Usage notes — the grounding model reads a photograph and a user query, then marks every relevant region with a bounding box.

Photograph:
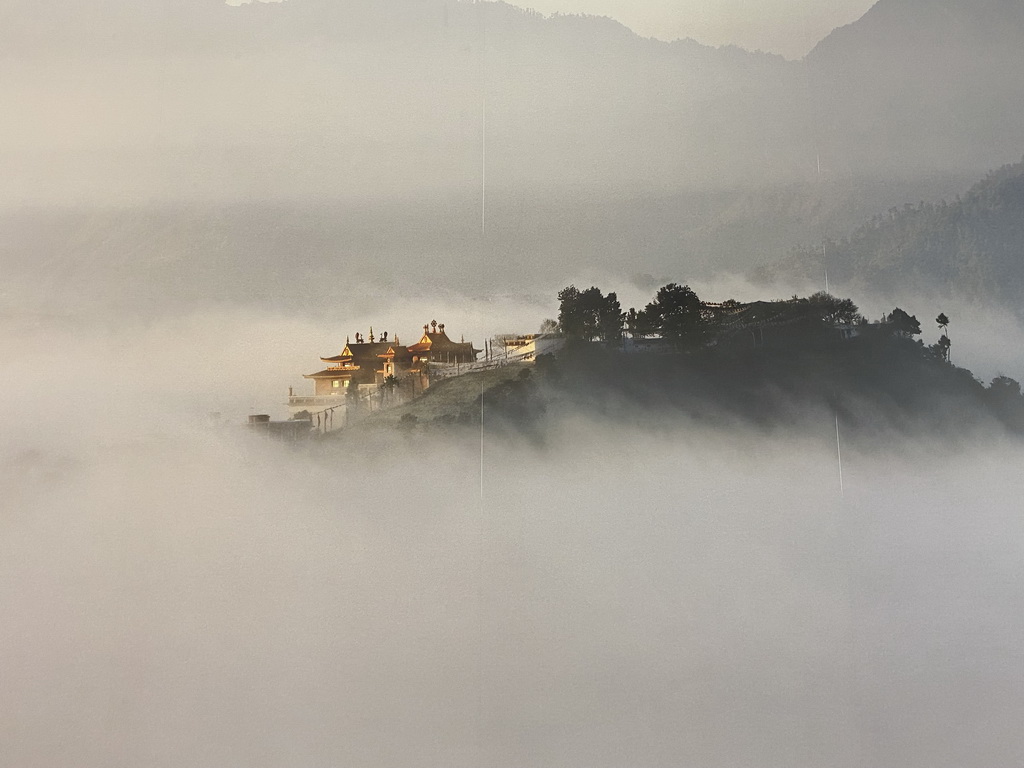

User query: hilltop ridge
[325,328,1024,450]
[316,286,1024,447]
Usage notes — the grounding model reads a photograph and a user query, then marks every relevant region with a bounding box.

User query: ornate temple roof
[304,320,479,383]
[303,368,357,380]
[322,342,413,363]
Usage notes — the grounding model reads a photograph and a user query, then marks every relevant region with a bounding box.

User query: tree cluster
[885,307,922,337]
[558,282,707,349]
[556,286,623,343]
[557,283,875,351]
[806,292,863,325]
[636,283,706,350]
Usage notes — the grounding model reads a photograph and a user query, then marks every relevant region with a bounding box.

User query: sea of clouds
[3,296,1024,767]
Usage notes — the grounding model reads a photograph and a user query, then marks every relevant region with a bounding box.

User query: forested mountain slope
[761,160,1024,308]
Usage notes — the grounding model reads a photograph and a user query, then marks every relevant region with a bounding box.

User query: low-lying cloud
[3,304,1024,767]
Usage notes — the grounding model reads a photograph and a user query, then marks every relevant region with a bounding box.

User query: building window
[343,380,350,388]
[332,380,340,388]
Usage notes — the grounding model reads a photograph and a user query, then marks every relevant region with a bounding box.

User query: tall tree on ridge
[936,313,951,362]
[645,283,704,350]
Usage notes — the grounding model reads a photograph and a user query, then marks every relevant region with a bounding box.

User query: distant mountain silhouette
[805,0,1024,177]
[2,0,1022,318]
[2,0,1015,202]
[4,0,1021,205]
[0,0,809,201]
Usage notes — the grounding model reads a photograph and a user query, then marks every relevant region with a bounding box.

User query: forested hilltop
[340,285,1024,447]
[358,324,1024,449]
[759,159,1024,310]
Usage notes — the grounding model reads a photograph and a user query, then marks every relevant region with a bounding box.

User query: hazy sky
[226,0,878,59]
[505,0,877,58]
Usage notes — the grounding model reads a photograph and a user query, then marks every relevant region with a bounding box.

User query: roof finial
[439,323,445,333]
[395,334,399,344]
[424,324,429,334]
[369,326,375,343]
[346,335,350,344]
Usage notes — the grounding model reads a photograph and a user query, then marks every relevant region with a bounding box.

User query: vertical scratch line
[475,39,488,767]
[480,382,485,502]
[836,413,845,496]
[480,95,486,504]
[482,97,487,238]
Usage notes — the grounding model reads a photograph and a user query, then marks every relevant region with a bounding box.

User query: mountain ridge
[2,0,1020,205]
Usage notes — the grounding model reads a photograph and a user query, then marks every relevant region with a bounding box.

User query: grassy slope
[326,364,530,437]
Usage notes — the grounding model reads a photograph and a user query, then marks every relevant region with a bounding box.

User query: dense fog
[4,303,1024,767]
[4,0,1024,764]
